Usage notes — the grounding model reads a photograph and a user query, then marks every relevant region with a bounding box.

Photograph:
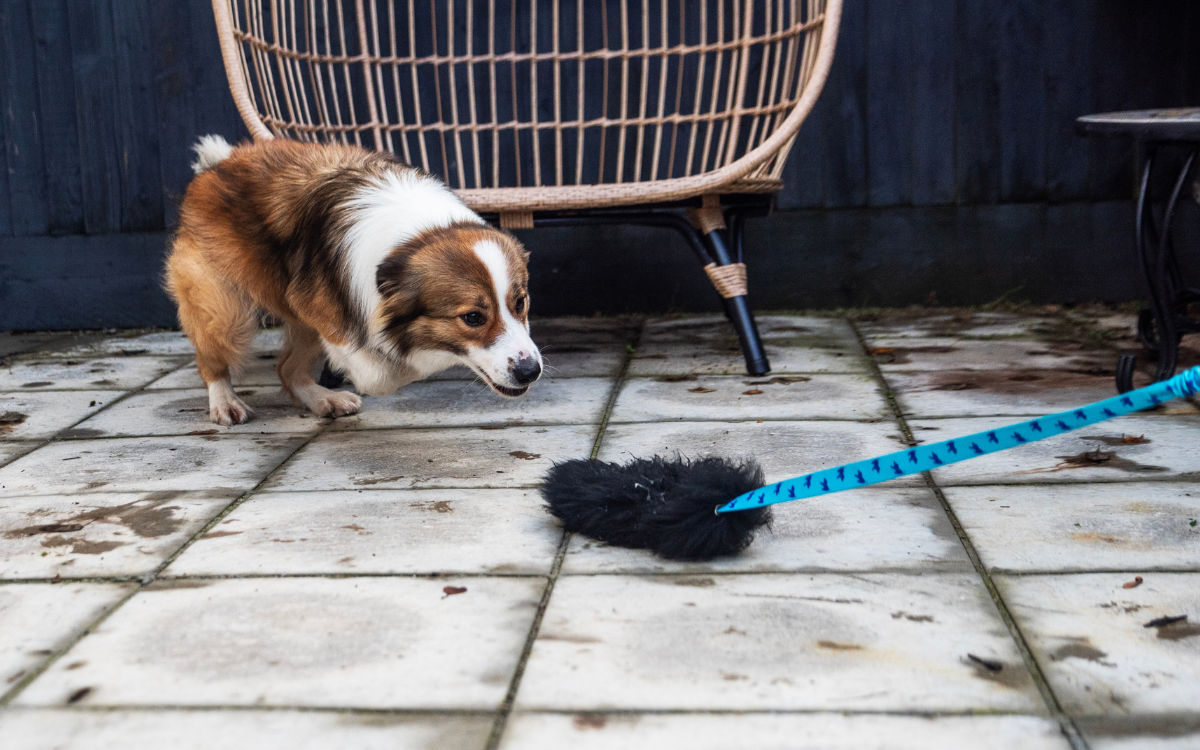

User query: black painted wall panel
[0,0,1197,329]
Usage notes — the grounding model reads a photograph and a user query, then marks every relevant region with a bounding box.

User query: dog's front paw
[210,398,254,426]
[315,391,362,419]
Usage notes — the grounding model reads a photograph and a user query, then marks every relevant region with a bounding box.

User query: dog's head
[375,223,541,396]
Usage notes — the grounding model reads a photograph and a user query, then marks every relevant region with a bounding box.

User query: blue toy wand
[718,366,1200,514]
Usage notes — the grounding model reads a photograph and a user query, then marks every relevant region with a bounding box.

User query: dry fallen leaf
[870,348,895,355]
[442,586,467,598]
[1121,434,1150,445]
[689,387,716,394]
[743,389,764,395]
[1122,576,1144,589]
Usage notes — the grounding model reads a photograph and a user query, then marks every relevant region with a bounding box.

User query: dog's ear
[376,248,423,329]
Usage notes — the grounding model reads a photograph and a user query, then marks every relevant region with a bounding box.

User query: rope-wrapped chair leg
[688,195,770,376]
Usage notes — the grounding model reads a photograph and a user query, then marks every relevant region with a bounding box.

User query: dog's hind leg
[278,321,362,418]
[165,239,257,426]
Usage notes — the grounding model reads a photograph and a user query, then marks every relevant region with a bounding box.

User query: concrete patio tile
[167,488,560,576]
[70,388,322,437]
[516,573,1040,712]
[630,341,868,377]
[596,420,922,487]
[997,573,1200,716]
[889,370,1126,419]
[500,713,1070,750]
[857,312,1051,341]
[643,315,858,343]
[1082,718,1200,750]
[0,357,185,392]
[0,582,133,690]
[0,709,493,750]
[0,491,238,579]
[54,330,196,358]
[868,338,1115,374]
[0,331,74,359]
[611,374,887,423]
[426,344,628,381]
[560,487,967,574]
[0,442,37,468]
[330,378,610,431]
[947,484,1200,574]
[264,425,596,491]
[0,435,306,496]
[146,355,284,389]
[906,415,1200,486]
[16,577,542,709]
[0,391,115,441]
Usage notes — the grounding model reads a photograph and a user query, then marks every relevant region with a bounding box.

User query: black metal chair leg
[318,360,345,389]
[1150,149,1195,382]
[699,227,771,376]
[1115,353,1138,394]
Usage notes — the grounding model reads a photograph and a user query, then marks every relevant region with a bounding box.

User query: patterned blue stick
[717,366,1200,514]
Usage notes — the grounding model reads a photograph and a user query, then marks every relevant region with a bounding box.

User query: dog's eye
[461,312,486,327]
[514,296,526,314]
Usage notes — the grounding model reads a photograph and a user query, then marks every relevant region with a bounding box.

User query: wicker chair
[211,0,842,375]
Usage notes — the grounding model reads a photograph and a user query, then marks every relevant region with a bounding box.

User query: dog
[165,135,541,426]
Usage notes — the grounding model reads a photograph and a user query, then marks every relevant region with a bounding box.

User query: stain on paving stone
[2,491,188,553]
[410,500,454,513]
[869,346,958,364]
[1034,450,1169,474]
[1082,434,1153,447]
[0,411,28,434]
[573,713,608,730]
[146,579,213,590]
[61,428,107,439]
[1050,637,1114,665]
[921,369,1108,394]
[509,451,541,460]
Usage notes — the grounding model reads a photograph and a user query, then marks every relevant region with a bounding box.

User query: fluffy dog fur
[166,136,541,425]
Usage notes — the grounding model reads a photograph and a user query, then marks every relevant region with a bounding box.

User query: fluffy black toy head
[540,455,770,561]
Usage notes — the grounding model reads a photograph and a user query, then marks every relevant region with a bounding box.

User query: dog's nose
[512,355,541,385]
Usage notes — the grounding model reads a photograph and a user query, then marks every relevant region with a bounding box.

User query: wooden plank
[953,0,1000,204]
[111,0,164,231]
[67,0,122,234]
[910,0,955,206]
[820,0,867,208]
[0,0,50,235]
[150,1,198,228]
[0,231,176,330]
[1043,0,1092,202]
[997,0,1045,202]
[865,0,912,207]
[29,0,85,235]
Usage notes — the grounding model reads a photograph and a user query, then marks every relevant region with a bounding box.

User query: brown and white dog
[165,135,541,426]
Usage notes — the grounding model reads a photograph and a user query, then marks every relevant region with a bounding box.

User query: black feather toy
[540,455,771,561]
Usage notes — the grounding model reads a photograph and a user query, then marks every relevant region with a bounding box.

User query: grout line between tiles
[851,320,1092,750]
[484,322,643,750]
[0,421,327,708]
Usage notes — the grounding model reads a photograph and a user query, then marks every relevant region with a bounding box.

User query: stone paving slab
[167,489,559,577]
[517,573,1040,712]
[500,713,1071,750]
[0,583,133,691]
[630,341,869,377]
[0,491,240,579]
[611,374,887,423]
[597,420,922,487]
[561,487,967,575]
[867,338,1115,374]
[907,415,1200,486]
[997,573,1200,716]
[0,391,115,442]
[643,314,859,343]
[145,356,285,390]
[0,709,493,750]
[330,378,610,430]
[0,435,306,496]
[889,370,1153,419]
[49,329,282,360]
[263,425,596,491]
[947,484,1200,573]
[0,357,185,392]
[857,312,1051,340]
[0,442,34,468]
[16,577,543,709]
[71,388,322,437]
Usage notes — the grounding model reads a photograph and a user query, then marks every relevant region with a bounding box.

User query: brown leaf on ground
[442,586,467,598]
[1122,576,1144,589]
[689,386,716,393]
[1122,434,1150,445]
[967,654,1003,672]
[743,389,763,395]
[509,451,541,460]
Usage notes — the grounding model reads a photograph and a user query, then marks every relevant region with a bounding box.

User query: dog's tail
[190,135,234,175]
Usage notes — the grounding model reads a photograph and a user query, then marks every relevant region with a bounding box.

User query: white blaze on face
[470,239,540,387]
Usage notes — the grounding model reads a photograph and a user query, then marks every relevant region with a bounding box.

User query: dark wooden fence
[1,1,1198,329]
